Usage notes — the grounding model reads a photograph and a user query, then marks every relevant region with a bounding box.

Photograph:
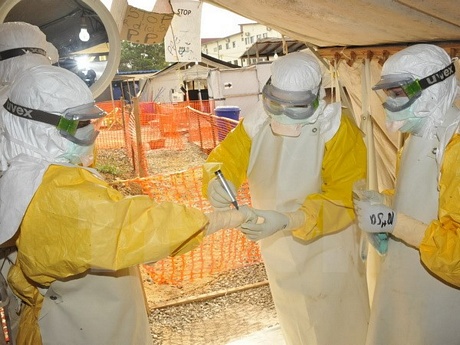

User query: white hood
[0,65,95,170]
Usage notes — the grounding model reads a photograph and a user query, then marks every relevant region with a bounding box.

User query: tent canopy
[202,0,460,191]
[204,0,460,49]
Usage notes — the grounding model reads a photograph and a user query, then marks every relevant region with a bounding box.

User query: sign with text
[121,5,173,45]
[164,0,202,62]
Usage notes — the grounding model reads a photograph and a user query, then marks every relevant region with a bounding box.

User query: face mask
[268,112,310,137]
[385,106,424,135]
[270,119,302,137]
[60,124,96,166]
[384,99,415,122]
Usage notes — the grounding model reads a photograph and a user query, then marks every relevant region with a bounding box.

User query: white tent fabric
[204,0,460,48]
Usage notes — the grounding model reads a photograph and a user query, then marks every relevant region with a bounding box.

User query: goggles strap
[418,62,456,90]
[0,47,47,61]
[3,99,80,135]
[3,99,60,126]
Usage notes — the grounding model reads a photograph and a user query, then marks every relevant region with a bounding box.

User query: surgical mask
[385,99,415,122]
[268,112,311,137]
[59,124,96,166]
[385,106,424,134]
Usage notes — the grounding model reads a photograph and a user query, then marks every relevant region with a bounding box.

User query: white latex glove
[205,205,257,235]
[240,209,306,241]
[354,199,396,234]
[207,177,237,209]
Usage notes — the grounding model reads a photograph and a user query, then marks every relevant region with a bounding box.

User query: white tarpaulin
[164,0,202,62]
[204,0,460,48]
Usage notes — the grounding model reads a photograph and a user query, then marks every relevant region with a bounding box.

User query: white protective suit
[365,44,460,344]
[0,65,151,345]
[0,21,53,345]
[203,52,369,345]
[0,22,51,102]
[0,65,249,345]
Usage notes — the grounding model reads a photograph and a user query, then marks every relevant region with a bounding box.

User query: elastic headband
[0,47,47,61]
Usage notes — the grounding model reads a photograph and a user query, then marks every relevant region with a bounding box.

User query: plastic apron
[366,133,460,345]
[0,157,151,345]
[247,117,369,345]
[39,267,150,345]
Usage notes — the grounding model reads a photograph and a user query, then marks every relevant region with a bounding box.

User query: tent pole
[361,57,381,307]
[305,43,356,124]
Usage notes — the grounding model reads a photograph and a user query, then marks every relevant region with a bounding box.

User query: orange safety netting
[95,100,240,173]
[114,167,261,285]
[96,100,261,285]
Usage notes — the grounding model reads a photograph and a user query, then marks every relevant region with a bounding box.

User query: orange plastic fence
[121,167,260,285]
[95,100,240,167]
[96,100,261,285]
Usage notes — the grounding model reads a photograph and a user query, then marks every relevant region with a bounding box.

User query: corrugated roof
[239,37,307,59]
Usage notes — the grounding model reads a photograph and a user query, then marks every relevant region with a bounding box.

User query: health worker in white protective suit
[0,22,54,102]
[0,64,250,345]
[0,21,55,345]
[354,44,460,344]
[202,52,370,345]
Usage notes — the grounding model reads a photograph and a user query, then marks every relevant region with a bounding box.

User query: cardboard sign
[121,5,173,44]
[164,0,202,62]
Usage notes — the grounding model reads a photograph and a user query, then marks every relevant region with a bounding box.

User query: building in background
[201,23,283,66]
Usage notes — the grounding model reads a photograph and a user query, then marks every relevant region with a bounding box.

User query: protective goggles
[3,99,106,145]
[372,62,456,112]
[262,78,320,120]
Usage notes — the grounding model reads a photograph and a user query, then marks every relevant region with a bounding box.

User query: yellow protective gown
[9,164,208,345]
[203,111,365,241]
[203,104,369,345]
[419,132,460,285]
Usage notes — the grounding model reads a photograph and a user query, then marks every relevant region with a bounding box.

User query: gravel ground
[96,143,278,345]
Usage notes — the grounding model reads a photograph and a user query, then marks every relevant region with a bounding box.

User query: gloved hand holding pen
[207,172,239,210]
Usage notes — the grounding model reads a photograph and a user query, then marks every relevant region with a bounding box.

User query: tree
[119,41,169,72]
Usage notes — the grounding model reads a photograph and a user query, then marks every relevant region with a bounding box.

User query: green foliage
[97,164,119,175]
[119,41,169,72]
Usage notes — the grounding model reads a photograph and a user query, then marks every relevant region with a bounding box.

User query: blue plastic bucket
[215,106,240,140]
